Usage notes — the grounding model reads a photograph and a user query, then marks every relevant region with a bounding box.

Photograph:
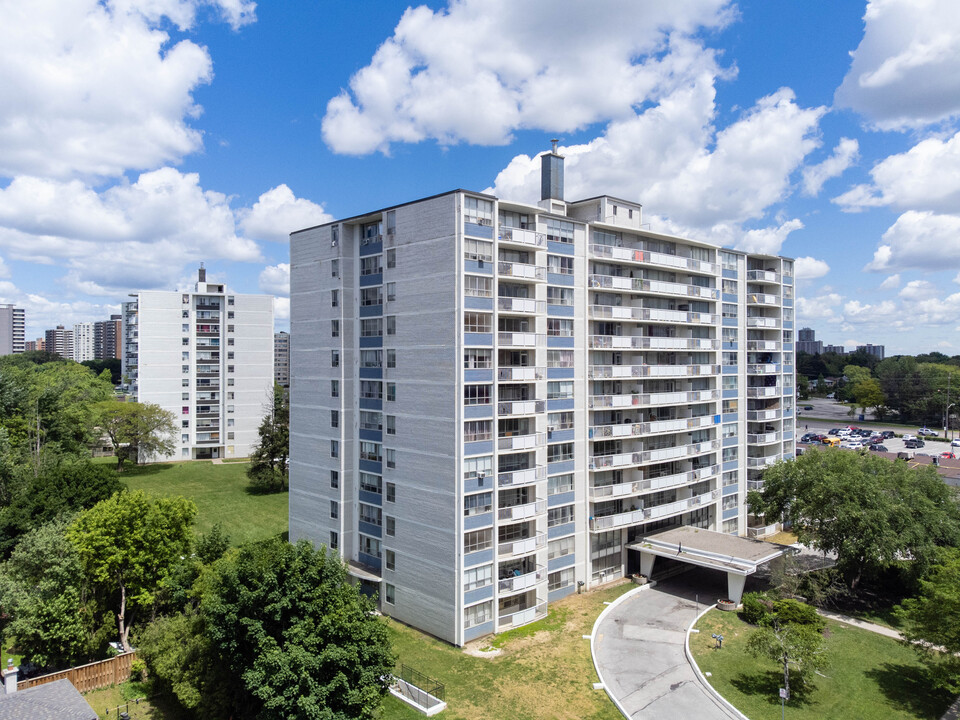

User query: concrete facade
[72,322,95,363]
[0,304,24,356]
[274,331,290,387]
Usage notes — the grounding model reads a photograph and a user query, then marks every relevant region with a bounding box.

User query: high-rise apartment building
[72,322,95,363]
[122,267,275,461]
[856,343,884,360]
[45,325,73,359]
[823,344,845,355]
[274,331,290,387]
[95,315,122,360]
[795,327,822,355]
[0,305,25,356]
[289,150,795,645]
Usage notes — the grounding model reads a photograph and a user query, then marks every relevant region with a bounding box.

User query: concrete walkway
[592,573,740,719]
[816,609,902,640]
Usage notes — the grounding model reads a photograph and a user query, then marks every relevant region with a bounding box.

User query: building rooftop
[0,679,97,720]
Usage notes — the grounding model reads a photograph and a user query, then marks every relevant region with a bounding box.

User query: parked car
[869,435,884,444]
[857,429,873,438]
[828,428,840,436]
[822,437,842,447]
[919,427,938,436]
[869,444,888,452]
[941,452,956,460]
[904,438,926,449]
[881,430,896,439]
[952,438,960,448]
[803,405,813,410]
[840,439,865,449]
[902,434,916,441]
[800,433,819,443]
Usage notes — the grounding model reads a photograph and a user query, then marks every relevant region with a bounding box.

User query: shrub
[772,598,826,631]
[129,658,147,682]
[740,592,774,625]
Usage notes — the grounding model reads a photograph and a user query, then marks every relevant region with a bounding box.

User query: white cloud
[734,219,805,255]
[835,0,960,129]
[794,256,830,280]
[273,296,290,321]
[796,293,844,324]
[879,273,901,289]
[899,279,938,300]
[0,254,8,279]
[801,138,859,196]
[0,0,254,180]
[844,299,897,320]
[322,0,734,154]
[239,185,332,243]
[865,210,960,272]
[259,263,290,295]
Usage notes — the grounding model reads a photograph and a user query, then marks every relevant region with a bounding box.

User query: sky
[2,0,960,355]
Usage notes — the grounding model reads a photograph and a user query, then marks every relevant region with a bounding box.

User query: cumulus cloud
[899,279,939,300]
[0,0,254,180]
[844,299,897,319]
[259,263,290,295]
[734,219,805,255]
[865,210,960,272]
[835,0,960,129]
[322,0,734,154]
[796,293,844,324]
[794,256,830,280]
[273,296,290,321]
[801,138,859,196]
[239,185,332,242]
[879,274,901,289]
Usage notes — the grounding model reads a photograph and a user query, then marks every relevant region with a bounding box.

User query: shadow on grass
[243,483,289,497]
[864,663,953,719]
[730,670,817,707]
[119,463,175,478]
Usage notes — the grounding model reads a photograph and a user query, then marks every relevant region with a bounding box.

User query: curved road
[593,572,741,719]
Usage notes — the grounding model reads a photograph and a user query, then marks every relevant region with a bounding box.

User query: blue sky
[2,0,960,355]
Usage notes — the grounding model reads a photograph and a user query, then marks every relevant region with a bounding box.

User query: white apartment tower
[0,305,24,356]
[72,322,95,363]
[289,149,795,645]
[122,267,275,461]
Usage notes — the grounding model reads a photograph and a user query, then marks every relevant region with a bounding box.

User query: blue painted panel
[464,512,493,531]
[464,333,493,346]
[359,429,382,443]
[359,305,382,318]
[359,459,382,474]
[359,521,382,538]
[547,241,575,255]
[547,305,575,317]
[463,475,493,494]
[464,404,493,419]
[359,489,382,506]
[359,398,382,411]
[722,460,739,472]
[722,342,737,350]
[722,268,738,279]
[464,259,493,275]
[722,317,738,326]
[358,552,381,571]
[722,413,738,423]
[783,299,793,308]
[464,369,492,383]
[548,522,576,540]
[547,428,575,443]
[722,389,738,399]
[547,399,575,412]
[548,490,575,507]
[714,415,721,424]
[547,367,575,379]
[547,336,574,349]
[465,222,494,239]
[722,365,738,374]
[359,336,383,348]
[722,483,739,496]
[782,275,793,285]
[463,584,494,606]
[359,241,382,256]
[464,548,494,568]
[547,459,575,474]
[723,436,738,447]
[464,440,494,456]
[549,585,576,603]
[359,273,382,287]
[359,368,382,379]
[464,296,494,311]
[548,273,575,286]
[783,321,793,330]
[548,553,576,571]
[722,506,739,520]
[464,621,494,642]
[722,293,738,303]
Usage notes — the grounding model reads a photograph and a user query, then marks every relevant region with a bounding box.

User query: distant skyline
[3,1,960,354]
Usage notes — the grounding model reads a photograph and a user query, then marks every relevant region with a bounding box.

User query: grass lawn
[691,609,953,720]
[116,460,287,546]
[383,582,633,720]
[84,680,189,719]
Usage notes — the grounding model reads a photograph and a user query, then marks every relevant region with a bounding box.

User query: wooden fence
[19,651,137,693]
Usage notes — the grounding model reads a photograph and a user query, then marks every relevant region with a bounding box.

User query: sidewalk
[815,609,902,640]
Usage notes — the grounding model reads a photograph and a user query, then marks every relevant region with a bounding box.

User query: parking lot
[796,420,959,458]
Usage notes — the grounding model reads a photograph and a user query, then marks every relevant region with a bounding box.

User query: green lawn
[117,461,287,546]
[692,609,953,720]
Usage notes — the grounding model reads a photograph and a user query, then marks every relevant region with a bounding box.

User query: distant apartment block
[274,331,290,387]
[122,266,275,461]
[72,322,95,363]
[44,325,73,359]
[823,344,845,355]
[94,315,122,360]
[0,305,25,356]
[289,149,796,645]
[795,327,822,355]
[856,343,884,360]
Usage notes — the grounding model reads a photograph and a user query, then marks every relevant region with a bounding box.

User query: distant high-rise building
[856,344,885,360]
[274,331,290,387]
[0,304,25,356]
[44,325,73,359]
[73,322,95,362]
[94,314,122,360]
[795,327,822,355]
[24,338,44,352]
[823,344,845,355]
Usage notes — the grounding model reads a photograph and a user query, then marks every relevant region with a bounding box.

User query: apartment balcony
[588,389,718,409]
[498,297,546,314]
[746,269,781,284]
[590,440,720,470]
[588,275,718,300]
[747,479,765,492]
[588,244,719,275]
[498,261,546,282]
[588,335,716,351]
[195,354,220,363]
[747,455,780,469]
[498,567,545,595]
[588,392,641,409]
[497,399,545,416]
[746,316,780,329]
[589,508,645,531]
[747,408,781,421]
[498,533,547,558]
[643,489,720,522]
[196,382,220,390]
[589,305,718,326]
[747,386,780,398]
[497,366,544,382]
[195,302,221,311]
[747,363,781,375]
[589,452,637,470]
[747,340,781,351]
[747,293,780,306]
[498,433,546,452]
[498,332,545,348]
[498,499,546,522]
[747,431,781,445]
[588,364,720,380]
[499,227,545,248]
[747,522,779,538]
[497,466,546,487]
[497,601,548,629]
[589,414,717,440]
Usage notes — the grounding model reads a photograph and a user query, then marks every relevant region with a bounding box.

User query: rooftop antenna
[551,138,559,154]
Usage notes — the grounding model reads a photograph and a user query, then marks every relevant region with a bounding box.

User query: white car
[951,438,960,448]
[837,428,852,437]
[902,434,916,441]
[840,439,864,449]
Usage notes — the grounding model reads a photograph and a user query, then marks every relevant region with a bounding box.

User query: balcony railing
[747,340,780,351]
[498,433,546,452]
[747,293,780,306]
[589,305,718,325]
[747,409,781,421]
[498,566,545,594]
[589,335,716,351]
[497,533,547,558]
[498,261,546,281]
[497,466,546,487]
[746,269,781,283]
[497,366,544,382]
[498,332,544,348]
[747,431,781,445]
[747,455,779,469]
[588,389,718,409]
[643,489,720,521]
[498,297,546,314]
[589,414,717,440]
[747,364,780,375]
[747,522,779,538]
[588,274,718,299]
[497,399,545,416]
[746,316,780,328]
[497,601,548,629]
[589,508,645,531]
[498,499,546,521]
[588,364,720,380]
[589,440,720,470]
[747,386,779,398]
[588,244,719,274]
[499,227,545,248]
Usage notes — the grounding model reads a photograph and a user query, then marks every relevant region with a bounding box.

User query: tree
[247,385,289,493]
[852,377,886,419]
[747,623,826,700]
[68,491,196,650]
[92,400,177,470]
[749,449,960,589]
[200,538,395,720]
[896,548,960,692]
[797,374,810,400]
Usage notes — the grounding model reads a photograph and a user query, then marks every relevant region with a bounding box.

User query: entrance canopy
[626,526,792,603]
[346,560,382,583]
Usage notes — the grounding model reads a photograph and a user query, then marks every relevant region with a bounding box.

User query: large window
[548,412,574,430]
[360,318,382,337]
[464,196,493,225]
[360,255,382,276]
[360,441,381,463]
[360,381,382,399]
[547,287,574,306]
[359,411,382,431]
[547,318,574,336]
[464,348,492,369]
[464,384,491,405]
[545,218,574,243]
[548,443,574,463]
[359,503,382,526]
[464,312,492,333]
[359,472,382,494]
[547,349,574,368]
[464,239,493,262]
[548,473,574,495]
[464,275,492,297]
[464,420,492,442]
[548,536,574,559]
[463,455,492,480]
[360,535,381,558]
[464,529,492,553]
[548,255,574,275]
[360,349,382,368]
[548,568,575,591]
[463,564,493,591]
[547,381,574,399]
[548,504,575,527]
[464,492,493,516]
[464,601,492,628]
[360,287,382,306]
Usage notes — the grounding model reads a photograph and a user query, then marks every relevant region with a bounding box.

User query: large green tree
[246,385,289,493]
[92,399,177,470]
[747,623,826,700]
[69,491,196,650]
[749,449,960,589]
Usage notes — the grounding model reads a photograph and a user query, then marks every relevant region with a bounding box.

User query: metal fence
[396,664,444,704]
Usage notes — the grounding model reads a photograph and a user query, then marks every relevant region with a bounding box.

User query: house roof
[0,679,97,720]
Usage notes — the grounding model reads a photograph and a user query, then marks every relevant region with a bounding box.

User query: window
[227,338,234,346]
[360,349,382,368]
[722,423,737,439]
[331,319,340,337]
[182,379,189,387]
[227,311,234,319]
[548,568,575,592]
[464,312,492,333]
[548,536,575,559]
[182,406,190,415]
[722,375,737,391]
[386,282,396,301]
[227,365,235,373]
[464,238,493,262]
[722,279,738,294]
[331,410,339,428]
[464,196,493,225]
[330,500,339,519]
[331,259,339,278]
[386,249,396,268]
[359,503,382,526]
[545,217,574,243]
[547,286,574,306]
[385,482,395,503]
[464,492,492,516]
[722,447,738,462]
[463,455,492,480]
[547,255,574,275]
[464,384,491,405]
[385,448,396,469]
[182,351,190,361]
[331,350,340,367]
[722,303,738,319]
[182,392,189,401]
[331,289,339,307]
[361,221,381,244]
[386,349,396,368]
[360,411,382,431]
[360,441,381,463]
[360,256,381,276]
[182,294,189,303]
[182,364,190,374]
[330,470,339,489]
[464,348,492,369]
[386,383,396,401]
[386,415,396,435]
[227,378,234,386]
[360,287,381,306]
[360,535,381,558]
[463,564,493,591]
[548,473,574,495]
[464,420,492,442]
[547,381,573,399]
[360,318,382,337]
[464,275,492,297]
[464,601,492,628]
[547,318,574,336]
[331,226,339,247]
[182,337,189,346]
[723,352,738,366]
[386,316,396,335]
[548,412,574,431]
[723,470,738,487]
[722,399,738,414]
[722,327,738,343]
[385,550,395,571]
[182,311,189,319]
[330,440,339,458]
[360,472,382,494]
[227,351,234,360]
[720,251,738,271]
[330,531,339,550]
[547,349,574,368]
[182,420,189,428]
[331,380,339,398]
[548,443,574,463]
[464,529,492,553]
[385,516,396,536]
[181,433,189,443]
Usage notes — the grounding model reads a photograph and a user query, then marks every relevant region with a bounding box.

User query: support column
[726,572,747,604]
[639,552,656,578]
